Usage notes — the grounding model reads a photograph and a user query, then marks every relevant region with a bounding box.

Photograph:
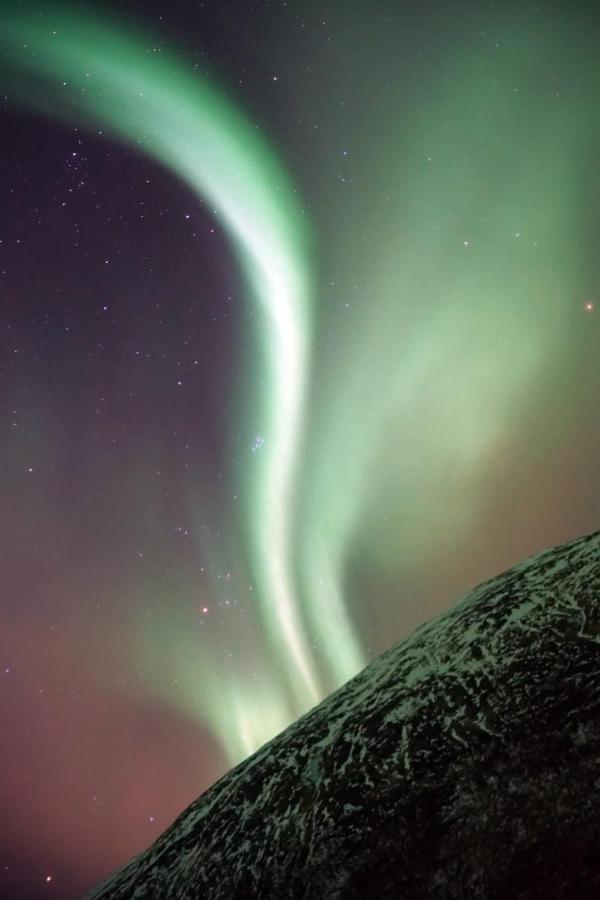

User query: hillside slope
[88,530,600,899]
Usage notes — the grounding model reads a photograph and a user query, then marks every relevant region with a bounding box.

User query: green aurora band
[2,6,596,763]
[0,5,344,757]
[294,11,595,693]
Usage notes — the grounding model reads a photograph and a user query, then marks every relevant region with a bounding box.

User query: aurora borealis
[1,1,599,897]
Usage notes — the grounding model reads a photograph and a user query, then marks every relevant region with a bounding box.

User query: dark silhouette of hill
[88,530,600,899]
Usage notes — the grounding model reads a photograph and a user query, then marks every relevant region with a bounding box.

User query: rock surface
[88,530,600,899]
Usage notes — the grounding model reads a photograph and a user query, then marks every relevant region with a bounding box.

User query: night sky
[1,1,599,897]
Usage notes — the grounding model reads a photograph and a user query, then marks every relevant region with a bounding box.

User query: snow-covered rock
[88,530,600,898]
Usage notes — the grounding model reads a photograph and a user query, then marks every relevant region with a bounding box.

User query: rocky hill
[88,530,600,898]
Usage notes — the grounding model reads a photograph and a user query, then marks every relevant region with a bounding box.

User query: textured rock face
[88,531,600,899]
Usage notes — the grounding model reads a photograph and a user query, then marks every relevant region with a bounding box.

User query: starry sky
[1,0,599,896]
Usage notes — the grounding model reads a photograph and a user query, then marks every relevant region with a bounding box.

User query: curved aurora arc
[0,5,366,757]
[2,7,591,767]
